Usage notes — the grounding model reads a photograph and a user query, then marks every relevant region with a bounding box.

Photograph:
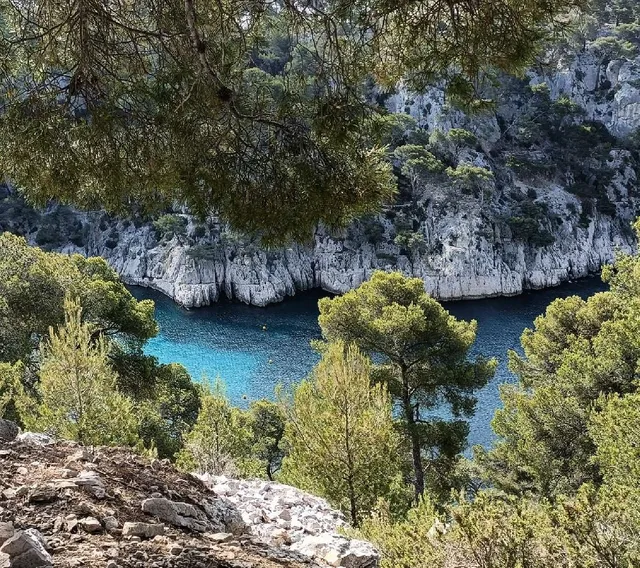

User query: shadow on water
[130,276,607,448]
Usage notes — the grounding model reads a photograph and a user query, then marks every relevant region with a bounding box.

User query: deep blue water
[131,277,607,447]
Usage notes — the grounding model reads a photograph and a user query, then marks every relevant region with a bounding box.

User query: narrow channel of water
[131,277,607,447]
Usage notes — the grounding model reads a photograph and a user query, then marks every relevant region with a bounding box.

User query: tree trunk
[348,480,358,527]
[401,365,424,500]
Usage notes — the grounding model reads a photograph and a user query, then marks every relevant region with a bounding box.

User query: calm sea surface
[131,277,607,447]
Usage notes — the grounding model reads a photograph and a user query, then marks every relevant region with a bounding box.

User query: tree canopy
[0,232,157,363]
[477,222,640,497]
[0,0,583,242]
[281,341,407,525]
[318,271,496,501]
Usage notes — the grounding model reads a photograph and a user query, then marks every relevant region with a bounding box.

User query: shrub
[153,214,188,239]
[394,231,427,255]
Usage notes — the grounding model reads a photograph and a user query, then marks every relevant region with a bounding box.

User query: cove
[130,277,607,448]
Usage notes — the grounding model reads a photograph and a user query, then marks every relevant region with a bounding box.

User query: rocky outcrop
[197,474,379,568]
[0,429,378,568]
[1,31,639,308]
[48,180,636,308]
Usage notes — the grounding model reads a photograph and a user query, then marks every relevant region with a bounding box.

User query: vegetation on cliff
[0,0,583,242]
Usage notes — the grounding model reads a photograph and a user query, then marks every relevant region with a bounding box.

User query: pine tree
[176,380,257,476]
[318,271,495,501]
[281,342,407,526]
[32,297,140,446]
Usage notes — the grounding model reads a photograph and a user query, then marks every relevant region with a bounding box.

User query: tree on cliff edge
[318,271,496,501]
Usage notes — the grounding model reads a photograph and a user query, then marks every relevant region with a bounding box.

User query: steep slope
[0,29,638,307]
[0,423,376,568]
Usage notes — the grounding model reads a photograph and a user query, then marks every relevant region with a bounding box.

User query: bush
[591,36,637,60]
[507,215,555,246]
[153,214,188,239]
[394,231,427,255]
[446,164,494,194]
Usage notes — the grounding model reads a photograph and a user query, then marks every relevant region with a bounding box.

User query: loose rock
[0,420,19,442]
[142,498,210,532]
[122,522,164,539]
[0,529,52,568]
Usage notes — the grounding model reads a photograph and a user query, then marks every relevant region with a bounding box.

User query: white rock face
[64,186,635,308]
[537,51,640,137]
[196,474,379,568]
[11,32,637,308]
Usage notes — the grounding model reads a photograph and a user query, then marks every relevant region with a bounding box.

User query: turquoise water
[131,277,607,447]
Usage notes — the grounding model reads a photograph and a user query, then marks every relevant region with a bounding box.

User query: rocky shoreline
[58,203,632,308]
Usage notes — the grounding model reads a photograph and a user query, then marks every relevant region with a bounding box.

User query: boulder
[202,499,246,535]
[73,471,105,499]
[28,485,58,503]
[142,498,210,532]
[79,517,102,533]
[0,420,19,442]
[122,522,164,539]
[0,523,14,546]
[103,516,119,531]
[0,529,52,568]
[15,432,53,446]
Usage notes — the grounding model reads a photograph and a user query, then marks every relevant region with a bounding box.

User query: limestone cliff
[1,29,639,307]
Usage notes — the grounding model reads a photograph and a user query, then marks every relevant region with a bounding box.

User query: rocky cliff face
[1,30,638,307]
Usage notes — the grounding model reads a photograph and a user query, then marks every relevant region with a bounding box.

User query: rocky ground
[0,421,376,568]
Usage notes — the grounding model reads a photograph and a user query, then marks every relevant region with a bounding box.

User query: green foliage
[359,224,640,568]
[373,114,419,148]
[477,292,620,496]
[479,222,640,497]
[247,400,286,481]
[130,362,202,460]
[176,380,259,477]
[357,497,445,568]
[0,361,29,424]
[507,200,556,246]
[31,298,141,447]
[318,271,496,501]
[0,232,158,363]
[0,0,581,242]
[394,145,444,178]
[590,392,640,489]
[0,234,200,459]
[281,342,408,525]
[394,231,427,255]
[445,164,494,196]
[153,214,188,240]
[502,82,621,213]
[591,36,638,59]
[447,129,477,148]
